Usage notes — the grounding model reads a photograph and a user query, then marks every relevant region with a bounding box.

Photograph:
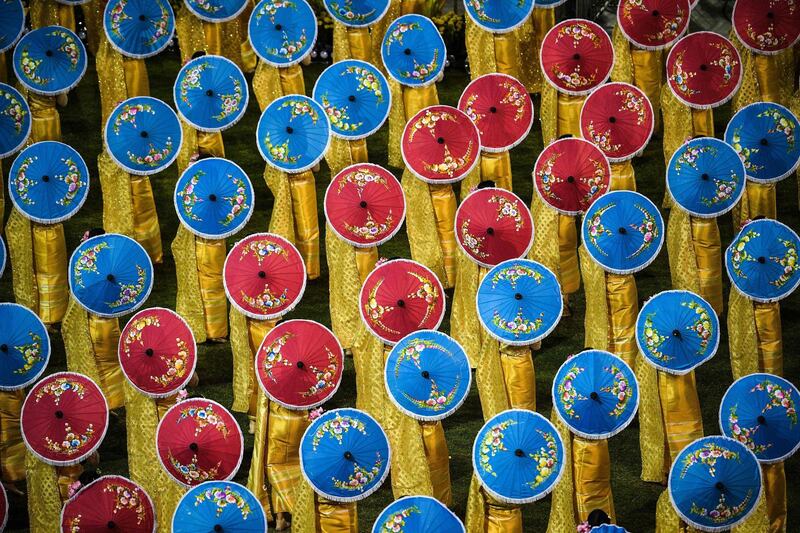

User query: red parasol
[324,163,406,248]
[401,105,481,184]
[223,233,306,320]
[534,137,611,215]
[21,372,109,466]
[359,259,445,345]
[540,19,614,96]
[732,0,800,55]
[580,82,655,162]
[455,187,534,268]
[255,319,344,410]
[457,73,534,153]
[666,32,743,109]
[118,307,197,399]
[60,475,156,533]
[617,0,691,50]
[156,398,244,487]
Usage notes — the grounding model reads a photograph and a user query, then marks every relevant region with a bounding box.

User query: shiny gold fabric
[493,32,520,79]
[370,0,400,75]
[402,168,448,286]
[62,298,102,384]
[387,79,406,167]
[354,247,378,282]
[29,93,61,143]
[580,245,611,351]
[0,390,25,481]
[25,452,64,533]
[476,334,510,421]
[545,410,578,532]
[403,84,439,122]
[632,50,663,130]
[465,477,523,533]
[130,174,163,264]
[239,1,257,73]
[247,391,273,516]
[573,436,615,523]
[175,3,208,62]
[32,222,69,324]
[754,302,783,376]
[499,345,536,411]
[734,182,777,228]
[529,191,561,279]
[610,161,637,191]
[288,170,321,280]
[30,0,60,29]
[659,371,703,465]
[289,479,315,533]
[231,314,274,414]
[691,217,723,314]
[88,313,124,410]
[80,1,102,56]
[540,84,559,145]
[611,26,634,85]
[516,9,554,93]
[5,209,38,311]
[98,151,135,236]
[171,225,207,343]
[429,184,458,288]
[253,62,284,112]
[762,462,786,533]
[728,288,761,379]
[326,227,362,352]
[558,214,580,295]
[637,351,666,483]
[318,498,358,532]
[691,109,714,138]
[264,165,296,244]
[667,208,702,294]
[557,93,585,138]
[420,421,451,505]
[96,36,128,126]
[451,254,483,367]
[661,85,693,164]
[606,273,639,369]
[122,58,150,97]
[177,119,199,174]
[196,236,229,339]
[266,402,310,513]
[732,32,794,109]
[480,151,513,191]
[198,131,226,157]
[465,18,497,79]
[203,20,244,67]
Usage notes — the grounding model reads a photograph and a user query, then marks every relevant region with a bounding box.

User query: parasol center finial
[206,89,214,97]
[617,227,627,235]
[258,270,267,279]
[489,106,497,114]
[189,442,199,452]
[213,526,223,533]
[608,116,616,124]
[514,293,523,300]
[701,173,709,181]
[296,361,305,369]
[139,14,146,21]
[275,24,283,31]
[404,48,411,55]
[42,175,50,182]
[590,391,599,401]
[286,126,294,134]
[55,410,64,419]
[760,138,768,146]
[0,344,7,352]
[767,11,774,18]
[700,64,708,71]
[106,274,116,283]
[572,53,581,61]
[567,176,575,183]
[652,9,660,16]
[437,137,445,144]
[421,370,430,379]
[715,482,725,492]
[486,227,494,235]
[396,299,406,307]
[514,449,525,457]
[344,451,353,460]
[140,131,149,138]
[209,194,217,202]
[45,50,53,57]
[757,256,766,264]
[348,95,356,102]
[757,415,766,425]
[145,348,154,357]
[107,521,116,529]
[672,329,681,338]
[360,200,368,208]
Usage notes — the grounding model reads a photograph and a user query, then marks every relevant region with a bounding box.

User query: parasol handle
[514,449,525,457]
[296,361,305,370]
[106,274,116,282]
[145,348,154,357]
[360,201,368,208]
[715,482,725,492]
[55,410,64,419]
[344,451,353,460]
[0,344,7,353]
[514,293,523,300]
[421,370,430,379]
[757,415,766,425]
[107,521,116,529]
[671,330,681,339]
[189,442,199,452]
[590,392,599,401]
[486,227,495,236]
[214,526,223,532]
[397,299,405,308]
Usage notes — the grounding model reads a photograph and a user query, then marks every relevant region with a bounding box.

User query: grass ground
[2,52,798,532]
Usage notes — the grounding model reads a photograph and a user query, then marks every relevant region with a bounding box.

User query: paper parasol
[616,0,690,50]
[60,475,156,533]
[183,0,248,22]
[463,0,535,33]
[732,0,800,55]
[174,55,248,133]
[0,303,51,391]
[103,0,175,59]
[172,481,266,533]
[0,235,5,278]
[248,0,317,67]
[0,82,31,158]
[0,481,6,532]
[540,19,614,96]
[381,14,446,88]
[371,495,465,533]
[323,0,391,28]
[0,0,24,55]
[13,26,87,95]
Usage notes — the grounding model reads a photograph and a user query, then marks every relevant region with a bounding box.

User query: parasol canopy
[719,373,800,464]
[476,259,562,346]
[21,372,108,466]
[401,105,481,184]
[591,526,628,533]
[540,19,614,96]
[666,31,743,109]
[463,0,535,33]
[157,398,244,487]
[668,436,762,532]
[359,259,445,345]
[104,96,183,175]
[616,0,691,50]
[323,0,391,28]
[0,481,6,532]
[223,232,306,320]
[725,218,800,303]
[552,349,639,439]
[256,94,330,174]
[533,137,611,216]
[103,0,175,59]
[0,82,31,159]
[248,0,317,67]
[381,14,446,88]
[313,59,391,140]
[457,73,534,152]
[371,495,465,533]
[118,307,198,398]
[174,55,248,133]
[636,290,719,375]
[300,408,391,502]
[255,319,344,410]
[536,0,568,7]
[69,233,154,318]
[384,330,471,422]
[472,409,565,504]
[13,25,87,96]
[732,0,800,55]
[666,137,746,218]
[0,0,24,55]
[324,163,406,248]
[174,157,254,239]
[60,475,156,533]
[172,481,266,533]
[455,187,534,268]
[724,102,800,183]
[580,82,655,162]
[581,190,664,275]
[8,141,90,224]
[183,0,248,22]
[0,303,50,391]
[0,235,5,278]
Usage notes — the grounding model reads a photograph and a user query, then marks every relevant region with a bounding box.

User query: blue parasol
[103,0,175,59]
[476,259,563,346]
[463,0,535,33]
[725,102,800,183]
[371,495,465,533]
[0,235,5,278]
[381,14,446,88]
[0,82,31,159]
[300,408,390,502]
[8,141,90,224]
[719,373,800,464]
[13,25,87,96]
[669,436,762,532]
[666,137,746,218]
[256,94,330,173]
[184,0,249,23]
[323,0,390,27]
[384,330,471,422]
[552,349,639,440]
[591,526,628,533]
[582,190,664,275]
[0,303,50,391]
[248,0,317,67]
[313,59,391,140]
[535,0,568,7]
[174,157,254,240]
[174,55,249,133]
[68,233,154,318]
[725,218,800,303]
[472,409,565,504]
[0,0,24,54]
[104,96,183,175]
[171,481,267,533]
[636,290,719,375]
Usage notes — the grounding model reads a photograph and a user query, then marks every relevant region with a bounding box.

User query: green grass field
[2,52,799,531]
